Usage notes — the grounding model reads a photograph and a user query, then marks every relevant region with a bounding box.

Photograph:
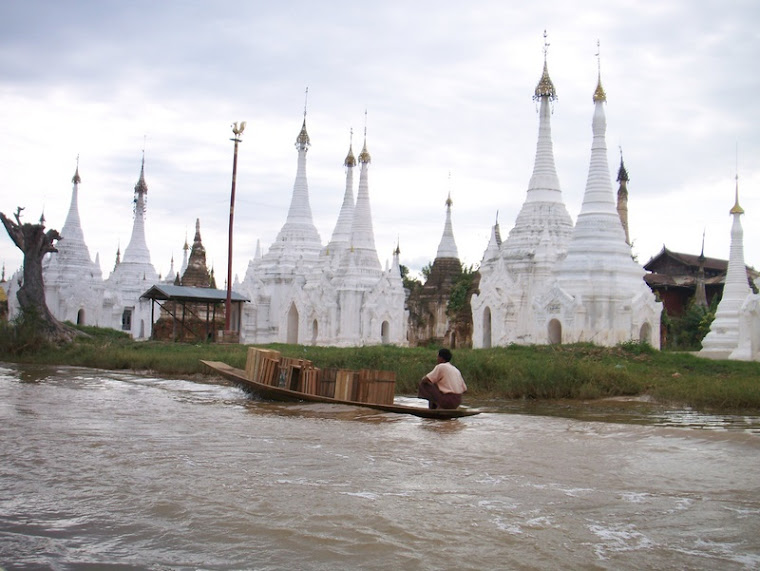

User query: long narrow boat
[200,360,481,419]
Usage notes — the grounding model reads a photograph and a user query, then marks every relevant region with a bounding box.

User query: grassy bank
[2,324,760,412]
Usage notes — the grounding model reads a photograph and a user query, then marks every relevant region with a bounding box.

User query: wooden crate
[372,370,396,405]
[299,367,321,396]
[279,357,314,391]
[245,347,281,383]
[259,356,281,386]
[319,368,337,398]
[357,369,396,405]
[334,369,359,401]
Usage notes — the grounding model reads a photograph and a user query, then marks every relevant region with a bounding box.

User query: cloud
[1,0,759,288]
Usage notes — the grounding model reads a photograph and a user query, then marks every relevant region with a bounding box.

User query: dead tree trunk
[1,207,80,343]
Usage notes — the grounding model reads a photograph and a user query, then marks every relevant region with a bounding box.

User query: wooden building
[643,246,759,317]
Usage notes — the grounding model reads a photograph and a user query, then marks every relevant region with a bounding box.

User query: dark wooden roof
[140,284,249,303]
[644,245,758,278]
[644,246,728,273]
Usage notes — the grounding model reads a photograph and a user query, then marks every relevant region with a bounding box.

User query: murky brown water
[1,363,759,570]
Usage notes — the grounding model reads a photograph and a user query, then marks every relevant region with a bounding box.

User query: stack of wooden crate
[243,347,396,405]
[279,357,316,391]
[245,347,281,386]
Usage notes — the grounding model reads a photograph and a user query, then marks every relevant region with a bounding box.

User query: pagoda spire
[42,157,102,284]
[616,147,630,245]
[181,218,211,287]
[295,87,310,151]
[347,112,380,273]
[326,129,357,253]
[526,30,562,204]
[593,40,607,103]
[435,177,459,260]
[121,154,153,267]
[499,30,573,270]
[700,172,751,358]
[389,238,402,283]
[694,229,708,307]
[556,47,647,299]
[60,157,89,257]
[271,89,322,256]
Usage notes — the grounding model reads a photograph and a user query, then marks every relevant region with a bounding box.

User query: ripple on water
[1,363,759,570]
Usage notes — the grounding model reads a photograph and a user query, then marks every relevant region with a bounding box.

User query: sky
[1,0,759,287]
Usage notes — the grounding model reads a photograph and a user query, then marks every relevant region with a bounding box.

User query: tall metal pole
[225,122,245,333]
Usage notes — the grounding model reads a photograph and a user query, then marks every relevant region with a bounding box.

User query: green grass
[2,324,760,412]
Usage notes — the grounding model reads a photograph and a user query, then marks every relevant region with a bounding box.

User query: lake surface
[1,363,759,570]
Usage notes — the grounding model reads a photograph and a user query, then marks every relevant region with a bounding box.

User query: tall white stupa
[103,156,159,339]
[471,32,574,347]
[700,176,752,359]
[321,132,356,269]
[550,49,661,346]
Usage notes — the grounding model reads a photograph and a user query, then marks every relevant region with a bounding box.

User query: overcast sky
[1,0,758,286]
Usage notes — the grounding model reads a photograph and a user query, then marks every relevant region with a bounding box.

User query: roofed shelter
[141,284,249,342]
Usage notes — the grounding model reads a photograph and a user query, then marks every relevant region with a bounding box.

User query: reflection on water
[1,362,759,570]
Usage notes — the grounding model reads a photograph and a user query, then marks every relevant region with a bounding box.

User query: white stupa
[259,116,323,273]
[436,192,459,260]
[240,110,405,346]
[321,134,356,268]
[700,177,752,359]
[103,157,159,338]
[41,163,105,326]
[548,56,661,346]
[471,34,574,347]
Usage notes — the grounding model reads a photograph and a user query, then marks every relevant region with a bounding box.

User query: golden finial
[72,153,81,184]
[344,127,356,167]
[731,144,744,215]
[730,174,744,215]
[295,87,311,149]
[534,30,557,101]
[593,39,607,102]
[358,109,371,164]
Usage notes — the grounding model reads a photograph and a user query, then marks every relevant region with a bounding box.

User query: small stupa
[700,175,752,359]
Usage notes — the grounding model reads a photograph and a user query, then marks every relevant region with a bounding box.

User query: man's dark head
[438,348,452,362]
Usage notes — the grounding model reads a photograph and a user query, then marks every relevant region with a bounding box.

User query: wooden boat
[200,360,481,419]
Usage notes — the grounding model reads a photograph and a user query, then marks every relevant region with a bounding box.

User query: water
[1,363,759,570]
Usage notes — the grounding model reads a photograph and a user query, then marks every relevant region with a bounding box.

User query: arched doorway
[548,319,562,345]
[483,307,492,349]
[381,321,390,344]
[639,322,651,344]
[287,303,299,344]
[450,331,457,348]
[77,309,85,325]
[311,319,318,345]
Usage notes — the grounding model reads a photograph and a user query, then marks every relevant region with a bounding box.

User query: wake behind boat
[201,348,480,420]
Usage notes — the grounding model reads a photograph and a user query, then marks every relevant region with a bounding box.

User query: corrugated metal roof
[140,284,249,303]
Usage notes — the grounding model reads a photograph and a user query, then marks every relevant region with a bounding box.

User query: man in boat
[417,348,467,409]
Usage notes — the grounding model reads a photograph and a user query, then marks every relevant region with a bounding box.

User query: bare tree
[1,207,80,343]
